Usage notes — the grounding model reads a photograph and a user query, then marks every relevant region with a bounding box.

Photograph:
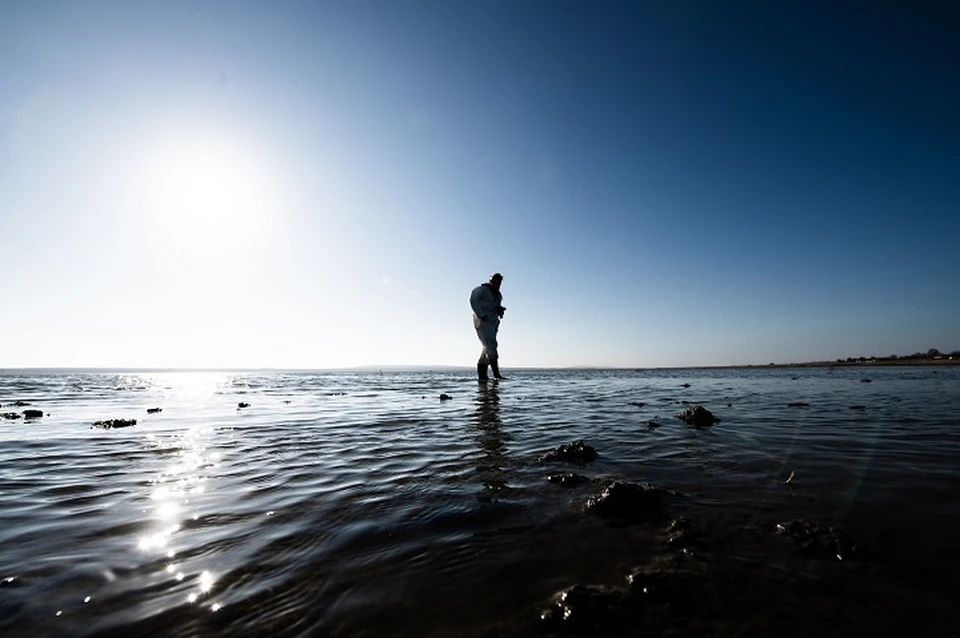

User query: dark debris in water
[675,405,720,427]
[586,481,672,522]
[541,440,597,465]
[146,407,162,414]
[530,533,896,638]
[664,517,701,548]
[2,412,22,420]
[93,419,137,429]
[538,584,633,635]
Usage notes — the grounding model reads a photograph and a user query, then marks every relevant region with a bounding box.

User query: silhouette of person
[470,272,506,380]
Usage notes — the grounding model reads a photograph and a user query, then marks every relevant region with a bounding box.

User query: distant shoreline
[1,359,958,374]
[734,358,960,369]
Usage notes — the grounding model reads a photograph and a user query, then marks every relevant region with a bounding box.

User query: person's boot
[490,360,506,380]
[477,363,489,381]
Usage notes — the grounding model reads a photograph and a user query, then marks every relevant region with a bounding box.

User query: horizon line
[2,359,955,374]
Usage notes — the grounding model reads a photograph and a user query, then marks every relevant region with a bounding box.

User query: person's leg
[477,350,489,380]
[490,358,506,380]
[476,323,498,381]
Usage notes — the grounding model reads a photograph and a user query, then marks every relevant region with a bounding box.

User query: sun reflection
[156,502,180,520]
[153,371,231,401]
[133,383,228,618]
[138,532,169,552]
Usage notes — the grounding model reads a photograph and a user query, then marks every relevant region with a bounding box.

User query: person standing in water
[470,272,507,380]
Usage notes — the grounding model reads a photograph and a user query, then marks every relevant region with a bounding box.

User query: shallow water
[1,367,958,636]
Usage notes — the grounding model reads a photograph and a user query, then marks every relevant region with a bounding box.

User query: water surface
[1,367,958,636]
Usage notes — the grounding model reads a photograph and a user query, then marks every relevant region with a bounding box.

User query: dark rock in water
[861,378,872,383]
[664,517,701,548]
[22,409,44,419]
[237,402,251,408]
[776,519,867,561]
[627,562,700,609]
[3,412,22,420]
[587,481,669,521]
[547,472,591,488]
[93,419,137,429]
[538,584,632,635]
[676,405,720,427]
[788,401,809,407]
[850,405,867,410]
[541,440,597,464]
[681,383,691,388]
[646,418,662,428]
[146,407,162,414]
[629,401,646,408]
[13,400,30,406]
[439,393,453,401]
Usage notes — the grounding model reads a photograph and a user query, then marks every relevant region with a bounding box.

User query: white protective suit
[470,283,503,363]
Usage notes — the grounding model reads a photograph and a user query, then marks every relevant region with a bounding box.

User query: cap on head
[489,272,503,283]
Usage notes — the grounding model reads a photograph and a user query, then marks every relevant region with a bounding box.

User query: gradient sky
[1,1,958,369]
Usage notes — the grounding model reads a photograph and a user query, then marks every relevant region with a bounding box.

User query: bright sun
[139,129,272,258]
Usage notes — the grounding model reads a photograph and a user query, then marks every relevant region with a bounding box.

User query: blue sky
[1,0,957,368]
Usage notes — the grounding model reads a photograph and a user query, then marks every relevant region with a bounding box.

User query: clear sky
[1,1,958,369]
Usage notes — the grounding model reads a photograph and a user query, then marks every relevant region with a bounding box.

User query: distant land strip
[742,352,960,369]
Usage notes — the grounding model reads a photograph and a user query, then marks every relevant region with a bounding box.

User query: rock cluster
[535,518,876,636]
[675,405,720,427]
[541,440,598,464]
[93,419,137,429]
[586,481,671,522]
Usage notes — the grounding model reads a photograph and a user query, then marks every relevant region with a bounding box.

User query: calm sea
[1,367,958,637]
